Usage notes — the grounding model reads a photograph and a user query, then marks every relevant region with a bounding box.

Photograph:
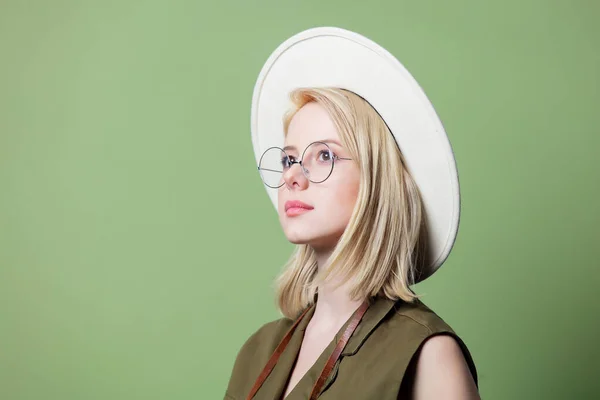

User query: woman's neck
[310,247,365,332]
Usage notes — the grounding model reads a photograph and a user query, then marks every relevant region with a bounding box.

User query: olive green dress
[224,296,478,399]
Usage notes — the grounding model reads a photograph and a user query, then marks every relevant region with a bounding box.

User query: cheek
[323,180,360,221]
[277,187,286,214]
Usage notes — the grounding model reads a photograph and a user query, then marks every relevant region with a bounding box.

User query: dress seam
[395,313,434,335]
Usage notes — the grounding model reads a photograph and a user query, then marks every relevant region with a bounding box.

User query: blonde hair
[273,87,429,319]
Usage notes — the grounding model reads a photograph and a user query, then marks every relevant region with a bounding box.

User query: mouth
[284,200,314,217]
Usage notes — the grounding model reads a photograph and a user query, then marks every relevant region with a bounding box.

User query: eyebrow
[283,139,343,152]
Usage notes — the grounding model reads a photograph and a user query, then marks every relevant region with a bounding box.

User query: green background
[1,0,598,399]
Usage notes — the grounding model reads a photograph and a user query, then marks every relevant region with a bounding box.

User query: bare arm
[411,335,480,400]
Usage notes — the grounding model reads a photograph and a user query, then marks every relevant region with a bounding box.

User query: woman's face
[278,102,361,251]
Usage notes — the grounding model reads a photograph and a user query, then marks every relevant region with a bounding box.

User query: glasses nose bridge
[284,158,309,183]
[286,154,305,171]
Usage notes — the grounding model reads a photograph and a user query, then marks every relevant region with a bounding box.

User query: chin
[282,229,312,245]
[282,228,339,250]
[280,214,345,248]
[286,237,309,246]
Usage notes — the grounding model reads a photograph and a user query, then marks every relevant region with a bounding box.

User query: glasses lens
[302,142,334,183]
[259,148,287,187]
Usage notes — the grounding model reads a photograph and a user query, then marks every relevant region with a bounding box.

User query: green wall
[1,1,598,398]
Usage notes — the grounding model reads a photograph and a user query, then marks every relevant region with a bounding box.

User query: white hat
[250,27,461,282]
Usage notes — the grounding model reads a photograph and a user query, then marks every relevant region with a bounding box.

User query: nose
[282,162,309,190]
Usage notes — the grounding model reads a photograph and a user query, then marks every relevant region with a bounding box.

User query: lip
[284,200,314,217]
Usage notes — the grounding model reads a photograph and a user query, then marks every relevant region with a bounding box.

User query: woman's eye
[318,150,333,162]
[281,156,295,168]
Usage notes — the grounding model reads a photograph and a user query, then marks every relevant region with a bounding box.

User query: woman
[225,27,480,399]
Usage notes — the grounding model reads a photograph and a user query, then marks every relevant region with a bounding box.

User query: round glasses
[258,141,353,188]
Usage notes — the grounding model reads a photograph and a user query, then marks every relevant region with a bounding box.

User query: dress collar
[300,295,399,356]
[260,295,399,399]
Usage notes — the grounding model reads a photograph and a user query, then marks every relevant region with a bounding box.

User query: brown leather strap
[246,305,313,400]
[246,299,370,400]
[309,300,369,399]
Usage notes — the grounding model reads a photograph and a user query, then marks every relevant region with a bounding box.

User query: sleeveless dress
[224,296,479,399]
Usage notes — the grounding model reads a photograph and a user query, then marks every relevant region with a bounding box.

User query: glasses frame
[258,141,353,188]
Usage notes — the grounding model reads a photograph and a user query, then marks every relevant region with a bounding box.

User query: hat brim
[250,27,460,282]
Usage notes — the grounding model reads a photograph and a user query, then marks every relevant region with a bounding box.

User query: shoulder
[225,316,293,398]
[232,315,293,368]
[389,299,480,396]
[390,298,454,335]
[239,316,293,354]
